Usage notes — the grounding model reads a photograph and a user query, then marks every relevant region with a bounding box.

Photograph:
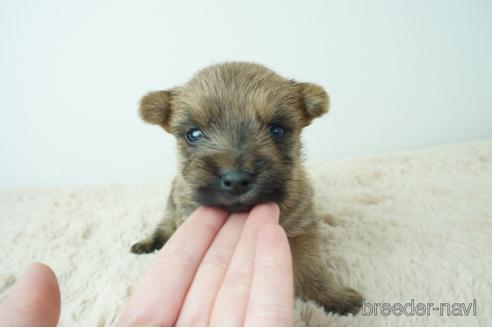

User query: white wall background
[1,0,491,189]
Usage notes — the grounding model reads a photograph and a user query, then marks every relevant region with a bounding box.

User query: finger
[210,203,280,326]
[176,213,247,326]
[116,207,228,326]
[244,225,293,326]
[0,263,61,326]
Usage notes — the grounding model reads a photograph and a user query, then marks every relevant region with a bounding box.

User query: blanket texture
[1,140,491,326]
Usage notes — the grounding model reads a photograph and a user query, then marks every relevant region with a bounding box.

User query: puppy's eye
[186,128,205,143]
[268,124,286,138]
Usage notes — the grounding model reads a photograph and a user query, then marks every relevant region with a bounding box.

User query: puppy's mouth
[194,185,285,213]
[218,202,256,212]
[196,189,260,213]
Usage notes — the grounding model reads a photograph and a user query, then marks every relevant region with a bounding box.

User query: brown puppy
[131,62,362,315]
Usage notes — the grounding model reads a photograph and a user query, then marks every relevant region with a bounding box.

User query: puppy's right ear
[139,90,173,132]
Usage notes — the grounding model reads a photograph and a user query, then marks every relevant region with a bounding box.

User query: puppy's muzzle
[219,169,254,196]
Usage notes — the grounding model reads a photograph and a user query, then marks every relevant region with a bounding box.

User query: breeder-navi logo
[362,299,477,317]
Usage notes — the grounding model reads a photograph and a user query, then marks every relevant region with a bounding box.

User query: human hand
[117,203,293,326]
[0,203,293,326]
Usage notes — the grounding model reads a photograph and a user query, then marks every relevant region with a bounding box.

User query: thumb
[0,263,61,326]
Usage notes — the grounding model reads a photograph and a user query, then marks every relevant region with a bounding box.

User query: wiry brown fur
[131,62,362,315]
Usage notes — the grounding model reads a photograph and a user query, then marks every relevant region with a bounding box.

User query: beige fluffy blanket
[1,140,491,326]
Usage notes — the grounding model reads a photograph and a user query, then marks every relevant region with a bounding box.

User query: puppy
[131,62,362,315]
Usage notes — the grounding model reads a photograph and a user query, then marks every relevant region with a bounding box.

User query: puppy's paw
[323,213,339,226]
[322,287,363,316]
[130,238,164,254]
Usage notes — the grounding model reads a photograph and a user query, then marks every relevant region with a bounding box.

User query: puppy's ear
[296,82,329,126]
[139,90,174,132]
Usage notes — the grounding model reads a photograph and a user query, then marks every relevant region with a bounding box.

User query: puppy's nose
[220,170,253,195]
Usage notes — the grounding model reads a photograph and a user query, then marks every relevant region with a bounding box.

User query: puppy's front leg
[131,217,177,254]
[290,231,363,315]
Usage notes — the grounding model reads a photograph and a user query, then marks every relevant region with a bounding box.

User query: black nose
[220,170,253,195]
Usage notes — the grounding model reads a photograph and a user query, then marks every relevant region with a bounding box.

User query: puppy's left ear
[296,82,330,126]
